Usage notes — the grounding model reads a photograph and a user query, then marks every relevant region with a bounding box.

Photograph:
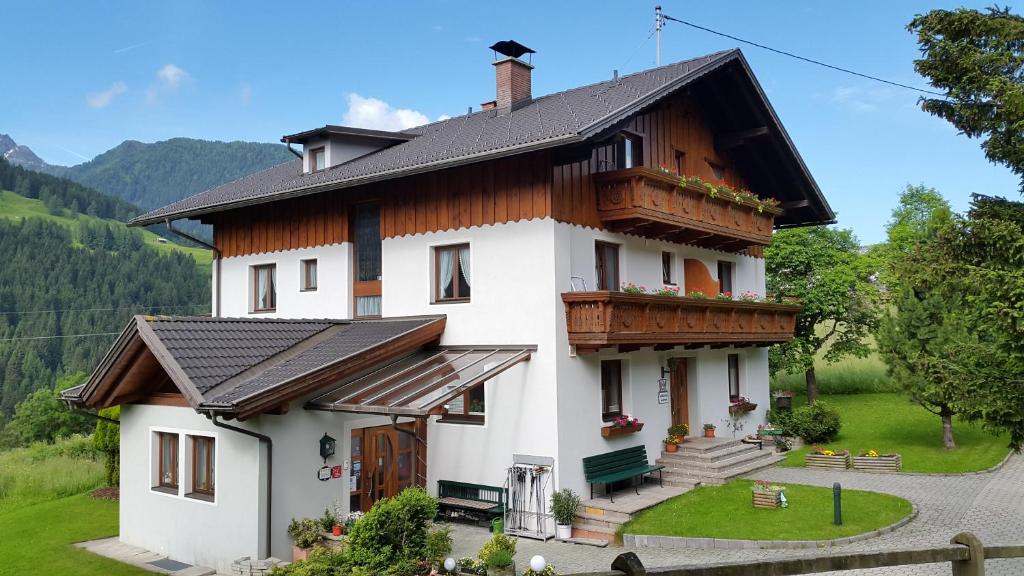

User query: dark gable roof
[62,315,447,418]
[131,49,832,227]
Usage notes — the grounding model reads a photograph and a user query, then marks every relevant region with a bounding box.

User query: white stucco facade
[121,217,772,568]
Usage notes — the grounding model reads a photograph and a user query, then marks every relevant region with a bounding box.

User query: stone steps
[662,453,786,485]
[657,438,785,485]
[663,442,760,463]
[658,446,776,473]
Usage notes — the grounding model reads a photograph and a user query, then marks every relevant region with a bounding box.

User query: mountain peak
[0,133,66,175]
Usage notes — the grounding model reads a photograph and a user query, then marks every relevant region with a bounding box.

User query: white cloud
[86,81,127,109]
[240,83,253,105]
[831,85,894,112]
[157,64,188,88]
[342,93,433,131]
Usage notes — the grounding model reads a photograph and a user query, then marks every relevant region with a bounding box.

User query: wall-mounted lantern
[319,433,336,462]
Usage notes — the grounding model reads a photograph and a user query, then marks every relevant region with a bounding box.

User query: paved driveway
[449,453,1024,575]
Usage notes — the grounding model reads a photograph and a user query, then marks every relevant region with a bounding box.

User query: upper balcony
[593,167,782,252]
[562,291,800,353]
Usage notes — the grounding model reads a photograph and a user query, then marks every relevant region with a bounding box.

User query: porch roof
[305,346,534,417]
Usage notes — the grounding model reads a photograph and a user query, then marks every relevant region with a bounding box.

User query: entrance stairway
[571,483,697,545]
[657,436,785,486]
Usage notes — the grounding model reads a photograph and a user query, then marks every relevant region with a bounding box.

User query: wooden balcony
[562,291,800,353]
[594,167,781,252]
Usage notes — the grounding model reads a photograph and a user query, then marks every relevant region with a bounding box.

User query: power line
[0,331,122,342]
[660,13,948,98]
[0,303,209,316]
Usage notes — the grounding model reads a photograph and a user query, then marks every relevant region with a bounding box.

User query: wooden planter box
[752,489,783,509]
[852,454,902,472]
[805,452,851,469]
[601,423,644,437]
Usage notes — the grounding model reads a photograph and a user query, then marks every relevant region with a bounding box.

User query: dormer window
[311,147,326,172]
[615,133,642,170]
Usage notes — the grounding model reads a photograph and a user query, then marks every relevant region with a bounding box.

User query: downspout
[209,414,272,557]
[165,219,222,317]
[283,139,303,159]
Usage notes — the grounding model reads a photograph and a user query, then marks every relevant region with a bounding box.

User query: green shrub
[287,518,324,549]
[477,533,516,563]
[550,488,581,525]
[319,508,337,532]
[424,525,452,564]
[269,546,348,576]
[485,549,514,569]
[523,566,559,576]
[456,557,486,575]
[344,487,438,574]
[788,402,842,443]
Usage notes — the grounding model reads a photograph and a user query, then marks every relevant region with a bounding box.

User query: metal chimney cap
[489,40,535,60]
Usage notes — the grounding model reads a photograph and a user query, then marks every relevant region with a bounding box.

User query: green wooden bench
[437,480,505,521]
[583,445,664,503]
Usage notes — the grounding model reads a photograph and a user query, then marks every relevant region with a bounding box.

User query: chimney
[488,40,535,110]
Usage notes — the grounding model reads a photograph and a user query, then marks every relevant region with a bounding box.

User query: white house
[64,42,832,572]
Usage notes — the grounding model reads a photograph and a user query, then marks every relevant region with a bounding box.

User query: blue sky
[2,0,1016,244]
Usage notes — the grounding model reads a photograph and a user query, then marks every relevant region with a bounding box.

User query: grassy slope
[623,480,912,540]
[0,190,212,268]
[0,494,150,576]
[780,393,1009,473]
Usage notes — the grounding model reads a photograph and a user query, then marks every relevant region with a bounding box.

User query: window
[615,133,642,169]
[301,259,318,291]
[434,244,471,302]
[717,260,733,296]
[252,264,276,312]
[728,354,740,402]
[601,360,623,421]
[190,436,215,499]
[353,203,382,318]
[156,432,178,492]
[311,147,326,172]
[708,161,726,181]
[674,149,685,176]
[595,241,620,291]
[441,384,485,424]
[662,252,675,285]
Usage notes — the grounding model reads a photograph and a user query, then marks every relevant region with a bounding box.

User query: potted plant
[286,518,324,561]
[751,479,786,509]
[550,488,581,540]
[668,424,688,441]
[663,434,681,452]
[805,446,852,469]
[728,396,758,415]
[601,414,644,437]
[852,449,902,472]
[478,534,516,576]
[702,423,716,438]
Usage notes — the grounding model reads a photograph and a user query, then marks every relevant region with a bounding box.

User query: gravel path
[449,453,1024,575]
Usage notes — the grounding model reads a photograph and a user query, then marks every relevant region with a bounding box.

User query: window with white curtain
[434,244,470,302]
[251,264,276,312]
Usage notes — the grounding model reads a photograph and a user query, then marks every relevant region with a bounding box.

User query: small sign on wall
[657,378,669,404]
[331,465,342,479]
[317,466,332,481]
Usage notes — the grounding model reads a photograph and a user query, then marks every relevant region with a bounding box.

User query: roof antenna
[655,5,663,66]
[613,69,619,80]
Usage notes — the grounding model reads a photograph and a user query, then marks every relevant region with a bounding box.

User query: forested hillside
[0,160,210,424]
[63,137,292,210]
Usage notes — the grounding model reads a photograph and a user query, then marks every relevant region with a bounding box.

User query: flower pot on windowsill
[601,422,643,437]
[728,402,758,415]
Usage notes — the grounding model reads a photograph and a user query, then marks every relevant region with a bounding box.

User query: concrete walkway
[449,453,1024,575]
[76,537,215,575]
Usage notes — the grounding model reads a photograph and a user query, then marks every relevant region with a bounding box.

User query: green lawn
[779,393,1009,473]
[622,480,912,541]
[0,189,212,268]
[0,493,150,576]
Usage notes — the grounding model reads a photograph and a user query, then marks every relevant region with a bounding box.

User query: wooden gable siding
[551,95,746,229]
[210,96,744,258]
[212,151,551,258]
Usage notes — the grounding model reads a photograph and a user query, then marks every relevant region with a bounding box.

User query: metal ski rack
[503,454,554,541]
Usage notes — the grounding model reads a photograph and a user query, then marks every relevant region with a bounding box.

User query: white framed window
[433,243,471,303]
[186,435,216,502]
[301,259,318,292]
[150,428,218,505]
[153,431,179,494]
[311,147,326,172]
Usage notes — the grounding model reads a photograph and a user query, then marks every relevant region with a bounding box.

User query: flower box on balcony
[805,451,851,469]
[601,422,644,438]
[852,453,902,473]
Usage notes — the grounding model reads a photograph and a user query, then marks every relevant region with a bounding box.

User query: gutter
[208,414,273,557]
[283,139,303,159]
[164,219,222,317]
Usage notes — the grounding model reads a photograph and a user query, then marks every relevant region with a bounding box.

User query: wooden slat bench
[437,480,505,521]
[583,445,664,503]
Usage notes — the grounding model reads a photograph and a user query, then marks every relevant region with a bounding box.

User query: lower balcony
[562,291,800,353]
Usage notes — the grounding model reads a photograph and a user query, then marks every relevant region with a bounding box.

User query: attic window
[615,133,642,170]
[311,147,326,172]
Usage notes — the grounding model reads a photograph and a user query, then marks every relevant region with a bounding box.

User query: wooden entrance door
[669,358,689,430]
[354,424,417,512]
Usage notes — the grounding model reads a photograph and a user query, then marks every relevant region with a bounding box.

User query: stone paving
[449,453,1024,575]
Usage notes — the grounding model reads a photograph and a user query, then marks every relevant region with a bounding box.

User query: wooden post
[951,532,985,576]
[610,552,646,576]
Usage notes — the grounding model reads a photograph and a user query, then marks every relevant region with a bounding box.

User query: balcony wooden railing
[562,291,800,352]
[594,167,781,252]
